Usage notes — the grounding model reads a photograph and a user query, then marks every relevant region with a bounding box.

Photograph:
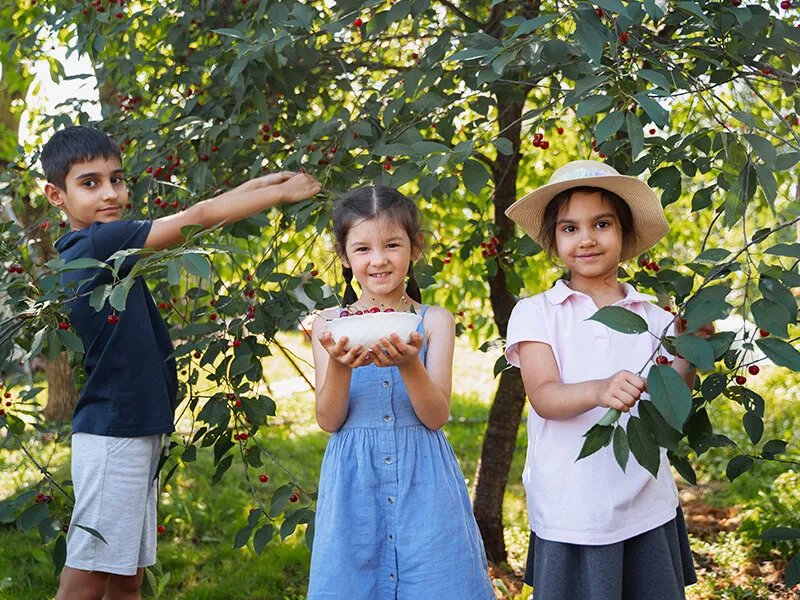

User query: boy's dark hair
[332,185,424,306]
[41,126,121,191]
[539,186,637,260]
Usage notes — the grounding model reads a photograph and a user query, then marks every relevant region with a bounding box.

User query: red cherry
[157,525,165,534]
[58,220,67,228]
[289,493,299,503]
[62,525,69,533]
[458,311,465,317]
[595,7,604,16]
[3,393,9,399]
[193,351,201,359]
[735,375,747,385]
[656,356,669,365]
[211,145,219,152]
[649,128,656,135]
[781,0,790,8]
[619,32,629,43]
[239,432,248,440]
[384,162,392,171]
[650,262,660,272]
[233,339,242,348]
[200,154,209,161]
[107,314,119,325]
[209,314,217,321]
[354,17,363,27]
[731,0,741,5]
[311,270,319,277]
[234,400,242,407]
[145,166,153,174]
[354,310,364,315]
[383,308,394,313]
[467,324,474,329]
[125,203,132,209]
[171,201,179,208]
[115,11,123,18]
[556,127,564,135]
[540,141,550,149]
[369,307,380,313]
[339,310,351,317]
[259,474,269,483]
[58,322,70,330]
[233,433,240,441]
[759,329,770,337]
[748,365,760,375]
[0,410,4,417]
[40,221,50,230]
[444,258,451,264]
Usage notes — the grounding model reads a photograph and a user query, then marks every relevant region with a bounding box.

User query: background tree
[1,0,799,587]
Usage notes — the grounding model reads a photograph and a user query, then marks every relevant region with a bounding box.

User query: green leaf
[59,258,111,272]
[595,111,625,144]
[786,555,800,587]
[462,159,491,196]
[744,134,776,168]
[280,508,308,540]
[707,332,735,360]
[269,484,294,518]
[71,524,107,544]
[182,253,211,279]
[626,112,644,159]
[491,137,513,156]
[180,224,204,240]
[668,452,697,485]
[627,417,660,478]
[612,425,629,472]
[701,372,727,401]
[576,95,613,119]
[17,503,49,532]
[574,16,604,66]
[233,524,254,549]
[751,299,791,338]
[634,93,669,128]
[56,330,84,354]
[674,334,715,370]
[108,280,133,312]
[253,524,274,555]
[576,424,614,460]
[775,151,800,171]
[89,284,113,312]
[754,164,777,211]
[743,411,764,445]
[725,454,754,482]
[684,300,731,332]
[765,243,800,259]
[760,527,800,541]
[638,400,680,451]
[637,69,671,90]
[587,306,648,334]
[756,338,800,371]
[52,535,67,577]
[211,455,233,485]
[762,439,788,458]
[647,365,692,432]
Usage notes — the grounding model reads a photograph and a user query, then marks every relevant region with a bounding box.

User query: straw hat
[505,160,669,261]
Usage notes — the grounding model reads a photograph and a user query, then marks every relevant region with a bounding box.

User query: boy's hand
[319,331,373,369]
[595,370,646,413]
[276,173,323,204]
[370,332,424,369]
[236,171,297,193]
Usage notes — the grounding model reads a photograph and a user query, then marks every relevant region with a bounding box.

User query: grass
[1,333,799,599]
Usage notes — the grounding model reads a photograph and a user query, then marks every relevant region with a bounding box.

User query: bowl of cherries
[326,306,422,351]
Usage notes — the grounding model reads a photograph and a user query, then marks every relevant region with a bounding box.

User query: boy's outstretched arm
[144,172,322,250]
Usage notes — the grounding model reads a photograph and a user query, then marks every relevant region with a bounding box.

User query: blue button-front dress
[307,306,495,599]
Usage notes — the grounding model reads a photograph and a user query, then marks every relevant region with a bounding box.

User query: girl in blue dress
[308,185,495,600]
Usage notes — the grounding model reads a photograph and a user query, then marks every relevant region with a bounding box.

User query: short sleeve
[90,220,152,263]
[505,296,550,368]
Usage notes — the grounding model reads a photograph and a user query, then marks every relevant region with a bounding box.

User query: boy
[42,125,321,600]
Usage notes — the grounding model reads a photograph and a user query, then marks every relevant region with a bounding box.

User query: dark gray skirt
[524,507,697,600]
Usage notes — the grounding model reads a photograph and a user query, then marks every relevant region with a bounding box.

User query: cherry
[731,0,741,5]
[289,493,299,503]
[781,0,790,8]
[211,145,219,152]
[467,323,474,329]
[311,270,319,277]
[58,322,70,330]
[650,262,660,272]
[115,11,123,18]
[259,474,269,483]
[200,154,209,161]
[662,305,672,312]
[656,356,669,365]
[209,314,217,321]
[58,221,67,228]
[233,433,240,441]
[759,329,770,337]
[145,166,153,174]
[735,375,747,385]
[107,314,119,325]
[540,141,550,149]
[239,432,248,440]
[557,127,564,135]
[748,365,760,375]
[234,400,242,407]
[649,128,656,134]
[595,7,603,16]
[125,203,132,209]
[383,308,394,313]
[171,201,179,208]
[62,525,69,533]
[157,525,165,534]
[384,162,392,171]
[354,310,364,315]
[233,339,242,348]
[40,222,50,230]
[619,32,629,43]
[639,258,649,268]
[444,258,451,264]
[0,410,4,417]
[354,17,363,27]
[193,351,201,359]
[369,307,380,313]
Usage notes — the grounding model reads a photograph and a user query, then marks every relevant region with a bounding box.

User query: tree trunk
[471,96,529,564]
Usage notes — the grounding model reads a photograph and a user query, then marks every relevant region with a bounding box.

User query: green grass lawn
[1,333,799,599]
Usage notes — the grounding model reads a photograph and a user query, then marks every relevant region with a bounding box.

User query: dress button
[385,457,392,464]
[389,574,395,581]
[388,535,393,541]
[388,496,395,504]
[383,415,391,422]
[381,380,390,388]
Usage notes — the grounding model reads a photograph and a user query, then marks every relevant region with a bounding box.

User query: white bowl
[326,312,422,351]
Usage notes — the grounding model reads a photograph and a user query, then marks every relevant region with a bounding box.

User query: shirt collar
[544,279,656,306]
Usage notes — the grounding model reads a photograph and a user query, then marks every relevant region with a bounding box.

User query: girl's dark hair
[41,126,121,191]
[539,186,636,259]
[333,185,423,306]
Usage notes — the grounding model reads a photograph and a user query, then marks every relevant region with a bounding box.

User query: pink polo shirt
[505,279,680,546]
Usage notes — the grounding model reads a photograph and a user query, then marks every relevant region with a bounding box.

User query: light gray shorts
[66,433,164,576]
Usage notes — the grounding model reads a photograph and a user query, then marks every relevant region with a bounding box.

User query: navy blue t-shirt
[54,220,178,437]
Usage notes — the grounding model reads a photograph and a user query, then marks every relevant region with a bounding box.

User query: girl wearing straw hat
[503,160,705,599]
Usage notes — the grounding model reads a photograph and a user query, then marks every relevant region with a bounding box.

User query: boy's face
[45,156,128,231]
